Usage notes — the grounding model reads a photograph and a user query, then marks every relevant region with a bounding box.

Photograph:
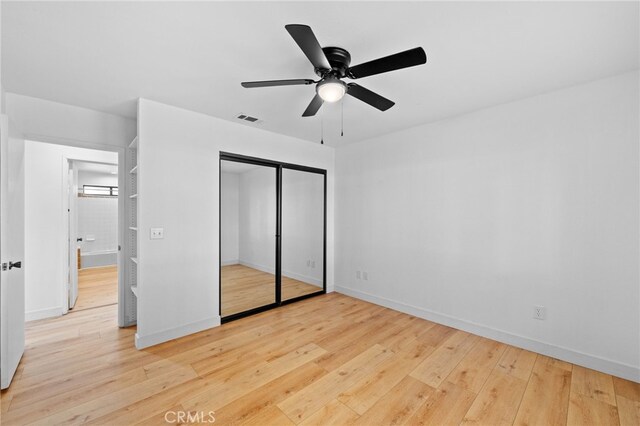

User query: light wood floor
[1,293,638,425]
[221,264,322,317]
[73,265,118,312]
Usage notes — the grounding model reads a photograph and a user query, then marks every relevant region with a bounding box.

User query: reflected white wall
[282,169,324,287]
[220,163,324,287]
[220,171,240,264]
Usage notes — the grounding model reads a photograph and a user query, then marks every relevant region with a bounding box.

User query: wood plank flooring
[1,293,638,425]
[73,265,118,311]
[221,264,322,317]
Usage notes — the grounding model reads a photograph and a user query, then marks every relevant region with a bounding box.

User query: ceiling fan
[241,24,427,117]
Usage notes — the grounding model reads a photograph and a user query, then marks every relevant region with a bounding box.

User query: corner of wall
[135,315,221,350]
[25,306,63,322]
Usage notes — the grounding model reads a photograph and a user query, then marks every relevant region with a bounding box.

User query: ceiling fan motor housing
[317,46,352,78]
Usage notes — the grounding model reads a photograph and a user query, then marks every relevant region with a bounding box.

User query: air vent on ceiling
[236,113,263,124]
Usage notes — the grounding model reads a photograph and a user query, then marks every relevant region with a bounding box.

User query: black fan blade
[302,94,323,117]
[347,83,395,111]
[241,79,315,88]
[285,24,331,70]
[348,47,427,79]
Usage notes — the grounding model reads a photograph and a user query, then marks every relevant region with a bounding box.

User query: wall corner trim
[335,285,640,383]
[134,316,221,349]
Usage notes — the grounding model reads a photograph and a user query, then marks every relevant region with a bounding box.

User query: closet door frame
[219,152,327,323]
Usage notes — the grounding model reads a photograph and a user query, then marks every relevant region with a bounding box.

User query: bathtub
[80,250,118,268]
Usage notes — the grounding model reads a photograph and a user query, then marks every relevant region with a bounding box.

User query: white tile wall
[78,196,118,254]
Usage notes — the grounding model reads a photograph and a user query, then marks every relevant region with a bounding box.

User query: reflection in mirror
[281,168,324,300]
[220,160,276,317]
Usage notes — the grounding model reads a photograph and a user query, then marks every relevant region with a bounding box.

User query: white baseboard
[25,306,63,322]
[221,259,239,266]
[336,285,640,383]
[135,316,221,349]
[239,260,275,275]
[239,260,322,287]
[281,269,322,287]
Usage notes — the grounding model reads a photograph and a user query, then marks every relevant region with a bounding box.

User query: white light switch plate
[150,228,164,239]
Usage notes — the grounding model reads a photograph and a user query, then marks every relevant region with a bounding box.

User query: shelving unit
[126,135,139,326]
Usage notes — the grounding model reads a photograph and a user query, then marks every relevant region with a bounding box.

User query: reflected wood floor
[221,264,321,317]
[73,265,118,312]
[1,293,638,425]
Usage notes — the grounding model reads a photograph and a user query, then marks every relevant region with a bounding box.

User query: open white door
[1,114,26,389]
[68,163,78,309]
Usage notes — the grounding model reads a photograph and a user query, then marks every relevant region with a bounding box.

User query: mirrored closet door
[220,158,277,318]
[219,153,326,322]
[281,168,325,301]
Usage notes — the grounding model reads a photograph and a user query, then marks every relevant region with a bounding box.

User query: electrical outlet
[356,271,361,279]
[150,227,164,240]
[534,305,546,320]
[363,271,368,281]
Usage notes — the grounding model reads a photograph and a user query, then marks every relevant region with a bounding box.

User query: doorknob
[9,261,21,270]
[77,238,83,242]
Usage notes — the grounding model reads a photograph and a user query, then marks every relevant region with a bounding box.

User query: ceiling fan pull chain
[341,99,344,137]
[320,111,324,145]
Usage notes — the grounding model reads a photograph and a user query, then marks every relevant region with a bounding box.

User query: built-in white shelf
[127,133,139,326]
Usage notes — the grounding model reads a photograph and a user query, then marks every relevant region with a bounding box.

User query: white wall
[220,171,239,264]
[136,98,334,348]
[335,71,640,381]
[24,140,117,321]
[77,197,118,255]
[5,93,136,148]
[0,6,4,112]
[238,166,276,273]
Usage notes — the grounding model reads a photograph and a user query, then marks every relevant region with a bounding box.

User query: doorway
[68,160,119,312]
[20,140,123,323]
[219,153,326,321]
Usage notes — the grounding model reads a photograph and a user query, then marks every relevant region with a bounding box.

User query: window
[82,185,118,197]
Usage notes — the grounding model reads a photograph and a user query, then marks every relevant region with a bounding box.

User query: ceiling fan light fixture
[317,77,346,103]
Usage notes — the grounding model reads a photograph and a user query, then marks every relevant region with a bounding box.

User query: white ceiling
[3,2,638,146]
